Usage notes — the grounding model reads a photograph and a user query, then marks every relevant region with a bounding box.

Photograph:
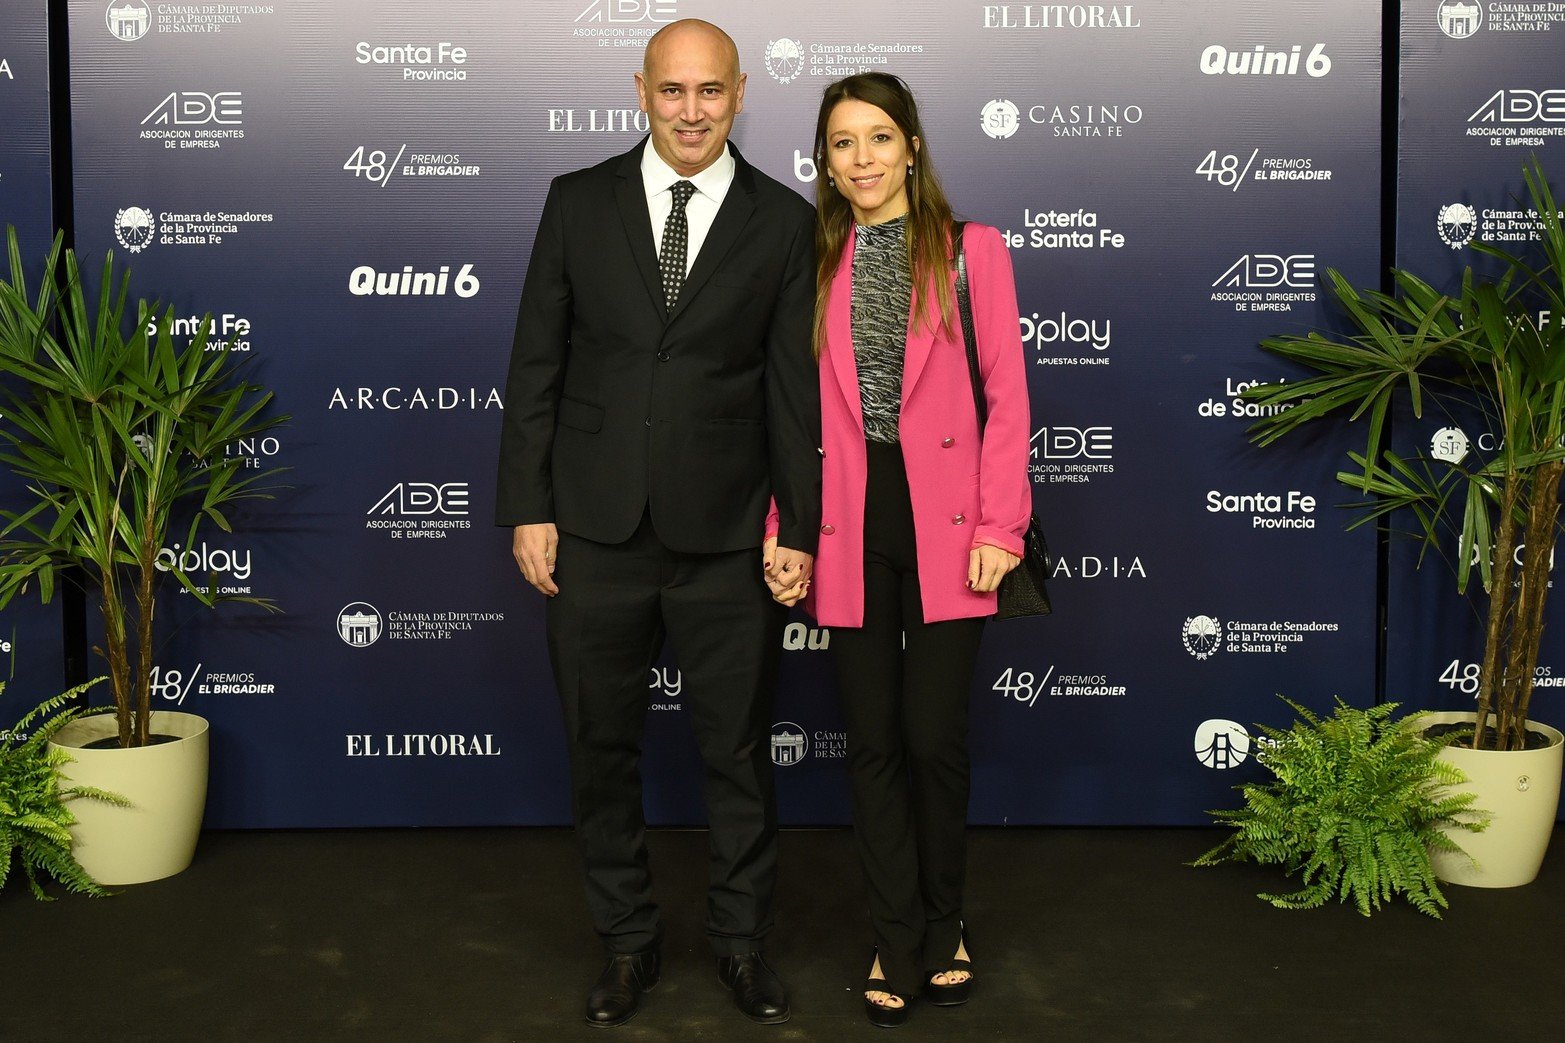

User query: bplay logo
[1021,310,1111,366]
[106,1,150,41]
[980,99,1020,140]
[771,722,808,766]
[1437,202,1481,249]
[1194,719,1251,769]
[338,603,383,647]
[763,39,804,84]
[1437,0,1483,38]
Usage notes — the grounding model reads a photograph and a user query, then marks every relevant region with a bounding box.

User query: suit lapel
[613,142,669,321]
[900,276,937,410]
[666,148,757,326]
[826,229,863,433]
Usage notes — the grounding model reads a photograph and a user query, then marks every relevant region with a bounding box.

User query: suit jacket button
[657,351,670,362]
[952,514,966,525]
[941,437,955,448]
[644,417,652,427]
[820,524,836,535]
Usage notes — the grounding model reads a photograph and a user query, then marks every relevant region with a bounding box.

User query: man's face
[635,26,745,177]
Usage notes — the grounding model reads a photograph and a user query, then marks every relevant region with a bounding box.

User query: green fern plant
[1193,697,1486,918]
[1,679,127,899]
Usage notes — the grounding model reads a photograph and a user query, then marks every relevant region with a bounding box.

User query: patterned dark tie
[660,180,696,311]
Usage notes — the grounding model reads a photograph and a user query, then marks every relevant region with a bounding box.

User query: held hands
[763,536,813,607]
[968,544,1021,594]
[513,523,560,597]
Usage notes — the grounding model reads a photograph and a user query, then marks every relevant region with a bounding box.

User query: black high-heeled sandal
[865,949,913,1028]
[926,926,973,1008]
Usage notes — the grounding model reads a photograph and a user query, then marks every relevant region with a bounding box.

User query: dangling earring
[907,163,914,175]
[827,175,836,188]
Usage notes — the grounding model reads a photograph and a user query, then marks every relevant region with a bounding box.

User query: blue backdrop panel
[0,0,67,730]
[1391,0,1565,777]
[61,0,1381,827]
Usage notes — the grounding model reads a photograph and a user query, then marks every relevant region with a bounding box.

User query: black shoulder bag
[953,221,1052,619]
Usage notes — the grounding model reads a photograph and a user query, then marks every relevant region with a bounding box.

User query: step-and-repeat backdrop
[40,1,1389,826]
[1391,1,1565,734]
[0,0,66,733]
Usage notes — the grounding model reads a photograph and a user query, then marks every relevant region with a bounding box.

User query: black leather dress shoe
[716,952,790,1024]
[585,949,660,1028]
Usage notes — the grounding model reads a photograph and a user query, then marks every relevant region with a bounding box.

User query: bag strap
[953,220,988,436]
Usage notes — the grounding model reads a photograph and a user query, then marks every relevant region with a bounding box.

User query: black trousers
[546,510,786,956]
[830,440,985,996]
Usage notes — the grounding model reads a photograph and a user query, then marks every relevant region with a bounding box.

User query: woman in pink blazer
[769,72,1032,1026]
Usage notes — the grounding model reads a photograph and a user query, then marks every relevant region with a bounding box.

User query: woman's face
[824,98,919,226]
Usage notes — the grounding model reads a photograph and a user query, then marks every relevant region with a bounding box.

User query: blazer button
[820,524,836,535]
[657,351,670,362]
[952,514,966,525]
[941,437,955,448]
[644,417,652,427]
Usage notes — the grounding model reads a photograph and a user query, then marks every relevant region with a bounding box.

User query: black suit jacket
[496,140,821,555]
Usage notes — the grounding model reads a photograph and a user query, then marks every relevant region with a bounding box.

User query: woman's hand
[763,536,811,606]
[967,544,1020,594]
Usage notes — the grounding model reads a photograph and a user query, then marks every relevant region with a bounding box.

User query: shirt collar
[641,139,735,201]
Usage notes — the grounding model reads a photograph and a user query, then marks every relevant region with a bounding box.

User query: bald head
[635,18,746,177]
[644,19,740,82]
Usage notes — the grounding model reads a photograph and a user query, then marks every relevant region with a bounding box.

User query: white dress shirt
[641,141,735,277]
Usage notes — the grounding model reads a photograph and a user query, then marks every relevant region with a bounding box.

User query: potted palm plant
[0,227,285,884]
[1241,156,1565,887]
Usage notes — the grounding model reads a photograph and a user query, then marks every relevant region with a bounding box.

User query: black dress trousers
[829,439,985,996]
[546,510,786,957]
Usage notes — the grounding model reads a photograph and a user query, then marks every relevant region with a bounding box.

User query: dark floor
[2,826,1563,1041]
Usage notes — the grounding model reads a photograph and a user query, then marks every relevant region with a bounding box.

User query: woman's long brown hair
[812,72,957,358]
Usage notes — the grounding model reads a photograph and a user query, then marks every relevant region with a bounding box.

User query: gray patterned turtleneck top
[850,214,912,444]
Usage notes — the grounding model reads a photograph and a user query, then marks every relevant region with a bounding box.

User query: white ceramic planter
[48,711,210,886]
[1424,710,1563,889]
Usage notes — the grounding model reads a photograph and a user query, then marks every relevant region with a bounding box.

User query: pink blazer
[801,221,1033,627]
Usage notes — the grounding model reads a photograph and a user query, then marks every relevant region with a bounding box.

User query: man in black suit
[495,18,819,1029]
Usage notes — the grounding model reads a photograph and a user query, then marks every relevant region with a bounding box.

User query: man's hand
[764,539,813,606]
[513,523,560,597]
[968,544,1020,594]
